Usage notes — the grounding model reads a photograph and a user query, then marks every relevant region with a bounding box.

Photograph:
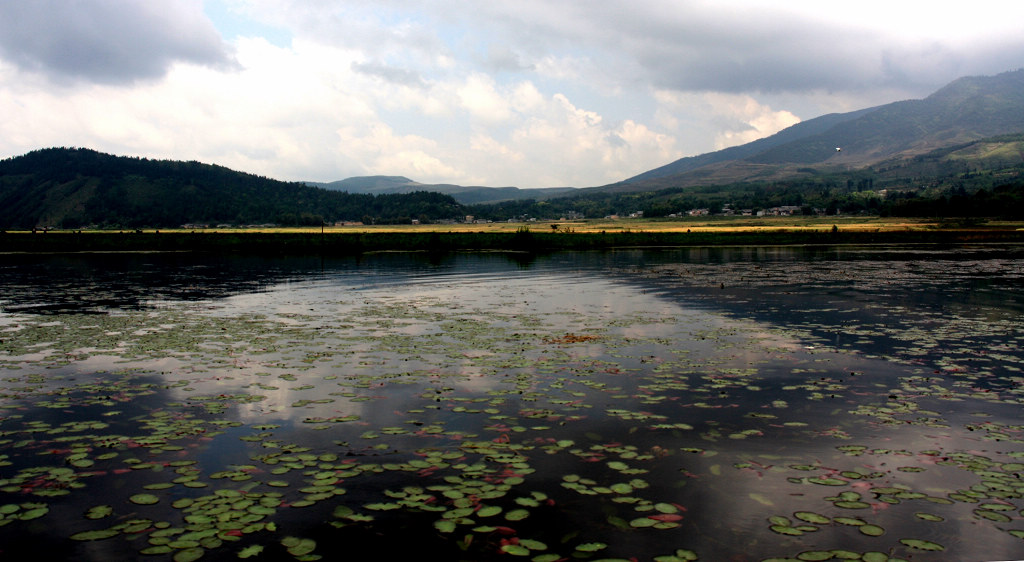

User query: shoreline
[3,228,1024,254]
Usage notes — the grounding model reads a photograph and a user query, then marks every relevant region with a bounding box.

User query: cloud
[335,122,461,181]
[461,1,1024,96]
[0,0,236,85]
[482,46,534,73]
[704,94,802,150]
[3,0,1024,191]
[653,90,801,155]
[351,61,427,88]
[458,74,513,124]
[236,0,450,66]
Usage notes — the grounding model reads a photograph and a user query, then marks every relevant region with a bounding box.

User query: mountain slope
[624,107,877,184]
[611,68,1024,191]
[0,148,464,229]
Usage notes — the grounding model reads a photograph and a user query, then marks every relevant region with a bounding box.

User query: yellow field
[163,216,1022,234]
[15,216,1023,235]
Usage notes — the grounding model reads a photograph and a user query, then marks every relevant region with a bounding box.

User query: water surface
[1,246,1022,561]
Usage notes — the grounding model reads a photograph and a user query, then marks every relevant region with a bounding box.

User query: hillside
[307,175,576,205]
[608,69,1024,192]
[0,148,465,229]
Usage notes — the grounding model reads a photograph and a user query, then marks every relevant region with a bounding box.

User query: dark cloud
[0,0,237,85]
[634,27,1024,95]
[351,61,427,88]
[462,2,1024,96]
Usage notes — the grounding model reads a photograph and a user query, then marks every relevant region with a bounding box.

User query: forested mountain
[0,148,465,229]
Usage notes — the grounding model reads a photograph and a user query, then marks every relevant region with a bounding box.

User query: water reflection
[0,246,1022,561]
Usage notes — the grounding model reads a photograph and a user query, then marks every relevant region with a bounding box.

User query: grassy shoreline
[3,218,1024,254]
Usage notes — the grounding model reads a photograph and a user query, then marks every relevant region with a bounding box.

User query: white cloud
[457,74,513,124]
[496,93,680,187]
[334,122,461,181]
[704,94,802,150]
[470,135,523,164]
[2,0,1023,190]
[654,90,802,154]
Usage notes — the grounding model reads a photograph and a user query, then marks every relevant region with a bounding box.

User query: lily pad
[500,544,530,556]
[238,544,264,558]
[858,524,885,536]
[900,538,944,551]
[477,505,502,518]
[70,529,120,541]
[793,512,830,525]
[505,509,529,521]
[85,505,113,520]
[128,494,160,505]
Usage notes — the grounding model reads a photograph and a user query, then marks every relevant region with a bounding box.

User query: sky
[1,1,1023,189]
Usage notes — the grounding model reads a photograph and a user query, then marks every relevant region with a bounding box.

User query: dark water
[0,246,1022,561]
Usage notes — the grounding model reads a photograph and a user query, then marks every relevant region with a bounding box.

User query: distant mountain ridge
[306,176,576,205]
[604,68,1024,192]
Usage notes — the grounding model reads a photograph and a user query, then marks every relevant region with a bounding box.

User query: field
[34,216,1021,234]
[3,217,1023,255]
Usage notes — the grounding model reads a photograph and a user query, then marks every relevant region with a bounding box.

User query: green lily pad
[70,528,120,541]
[19,507,48,520]
[173,547,205,562]
[505,509,529,521]
[518,539,547,551]
[858,524,885,536]
[770,525,804,536]
[85,505,113,520]
[808,477,847,486]
[128,494,160,505]
[500,544,530,556]
[793,512,830,524]
[477,505,501,518]
[282,536,316,556]
[434,520,456,533]
[238,544,264,558]
[796,552,834,561]
[900,538,944,551]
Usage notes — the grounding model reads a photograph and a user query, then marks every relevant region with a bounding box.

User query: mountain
[308,176,417,193]
[307,176,577,205]
[0,148,465,229]
[607,68,1024,191]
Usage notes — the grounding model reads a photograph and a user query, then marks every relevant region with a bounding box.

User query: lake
[1,246,1022,561]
